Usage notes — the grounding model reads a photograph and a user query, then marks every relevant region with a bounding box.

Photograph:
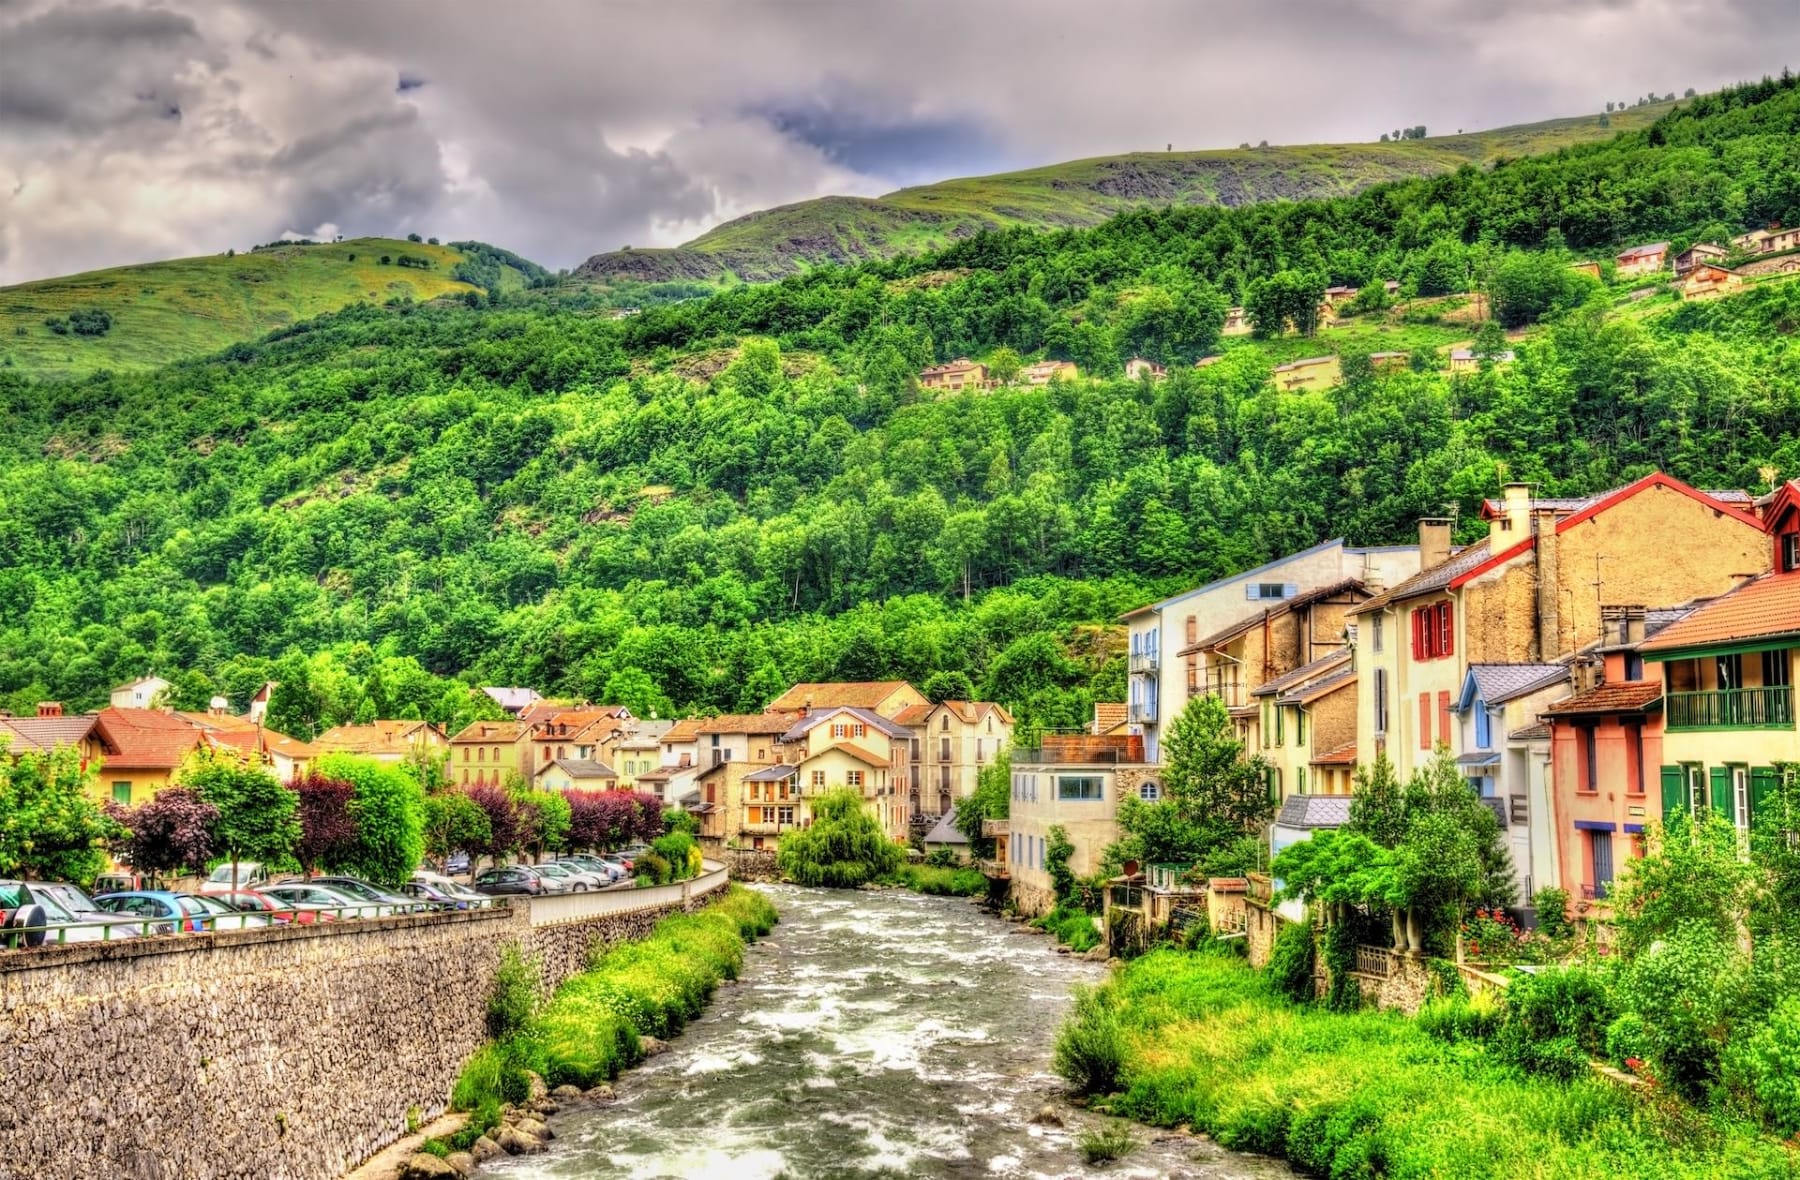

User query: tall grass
[888,863,986,896]
[1032,902,1101,952]
[1057,947,1794,1180]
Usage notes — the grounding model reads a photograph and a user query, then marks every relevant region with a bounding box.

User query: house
[1092,702,1132,737]
[1018,359,1078,386]
[1568,261,1603,280]
[1733,227,1800,255]
[1124,357,1167,381]
[1222,306,1251,336]
[110,676,172,710]
[521,708,631,776]
[918,359,989,392]
[449,720,525,787]
[893,700,1013,815]
[1122,539,1421,763]
[1541,607,1689,907]
[1271,355,1341,392]
[535,758,619,793]
[481,687,543,716]
[1253,648,1359,804]
[262,732,317,782]
[1348,478,1766,788]
[247,682,277,724]
[778,706,915,841]
[1679,263,1744,301]
[1448,347,1515,373]
[635,760,701,806]
[922,808,971,863]
[0,703,106,767]
[1673,242,1728,276]
[764,681,926,721]
[313,720,449,765]
[1615,242,1670,276]
[1449,662,1571,906]
[1321,285,1359,311]
[91,707,211,805]
[1002,727,1157,916]
[612,720,672,791]
[1638,480,1800,845]
[1368,351,1410,373]
[657,717,702,769]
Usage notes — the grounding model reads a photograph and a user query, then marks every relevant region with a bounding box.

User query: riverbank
[1057,946,1795,1180]
[421,886,778,1168]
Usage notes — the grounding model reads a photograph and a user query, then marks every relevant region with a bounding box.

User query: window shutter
[1438,691,1452,746]
[1374,667,1388,733]
[1710,766,1732,816]
[1751,767,1778,827]
[1475,705,1490,749]
[1419,693,1432,750]
[1439,602,1454,656]
[1660,766,1684,820]
[1411,609,1423,659]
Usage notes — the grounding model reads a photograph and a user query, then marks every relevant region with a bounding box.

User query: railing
[1246,872,1273,906]
[1353,944,1394,978]
[741,821,797,835]
[1129,700,1158,724]
[977,859,1009,879]
[1129,651,1159,674]
[982,818,1009,837]
[1666,686,1793,730]
[0,898,506,949]
[1109,884,1145,910]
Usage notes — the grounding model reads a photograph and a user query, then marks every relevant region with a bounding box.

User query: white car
[200,861,272,894]
[533,861,607,892]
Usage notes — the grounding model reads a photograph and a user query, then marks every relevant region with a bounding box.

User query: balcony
[978,858,1009,879]
[1666,686,1793,731]
[741,821,798,836]
[1129,651,1160,674]
[982,818,1008,838]
[1129,699,1158,724]
[1014,731,1146,766]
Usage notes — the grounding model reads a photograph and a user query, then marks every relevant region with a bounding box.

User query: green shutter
[1710,766,1732,816]
[1752,767,1778,828]
[1660,766,1684,820]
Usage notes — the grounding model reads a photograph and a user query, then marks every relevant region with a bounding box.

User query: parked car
[557,854,622,882]
[94,890,212,935]
[472,866,543,897]
[199,862,272,894]
[411,871,493,908]
[532,861,605,892]
[211,890,335,926]
[263,882,395,918]
[304,876,424,913]
[29,881,129,924]
[2,881,140,945]
[444,851,471,876]
[93,872,167,895]
[401,880,474,910]
[594,854,634,879]
[182,894,275,931]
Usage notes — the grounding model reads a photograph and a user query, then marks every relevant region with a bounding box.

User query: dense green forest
[3,76,1799,738]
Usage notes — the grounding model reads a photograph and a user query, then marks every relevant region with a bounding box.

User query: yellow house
[1222,307,1252,336]
[918,359,989,392]
[779,706,912,841]
[91,707,211,806]
[1252,650,1358,802]
[895,700,1015,816]
[449,720,524,787]
[1448,347,1515,373]
[609,722,670,791]
[1271,355,1340,392]
[314,720,449,766]
[765,681,926,720]
[534,758,619,793]
[1018,359,1078,385]
[1679,264,1744,301]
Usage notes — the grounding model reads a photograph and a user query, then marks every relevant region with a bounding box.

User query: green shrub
[1613,921,1747,1099]
[1054,985,1125,1096]
[1492,964,1614,1079]
[889,863,985,895]
[1532,888,1573,940]
[1605,1011,1649,1068]
[777,788,903,886]
[1032,902,1100,952]
[651,829,698,880]
[1727,995,1800,1136]
[1268,920,1316,1004]
[1076,1123,1137,1164]
[1417,990,1502,1045]
[486,942,538,1041]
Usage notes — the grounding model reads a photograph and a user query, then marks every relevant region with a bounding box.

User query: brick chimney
[1418,518,1453,570]
[1491,483,1533,546]
[36,702,63,718]
[1534,508,1561,660]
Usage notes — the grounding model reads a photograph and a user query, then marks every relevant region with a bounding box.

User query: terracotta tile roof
[313,720,440,757]
[1541,681,1663,717]
[177,711,259,732]
[450,720,524,743]
[824,742,894,770]
[1617,241,1670,261]
[661,718,703,743]
[264,731,318,761]
[1640,572,1800,655]
[0,713,101,752]
[94,707,208,771]
[1310,741,1358,767]
[1509,722,1553,741]
[1093,703,1129,733]
[1277,666,1357,706]
[892,703,935,726]
[1253,650,1353,698]
[764,682,918,711]
[693,712,801,736]
[1349,539,1493,614]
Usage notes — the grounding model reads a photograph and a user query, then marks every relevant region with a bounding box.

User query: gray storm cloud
[0,0,1792,283]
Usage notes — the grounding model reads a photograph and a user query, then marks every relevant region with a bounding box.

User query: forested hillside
[2,77,1798,739]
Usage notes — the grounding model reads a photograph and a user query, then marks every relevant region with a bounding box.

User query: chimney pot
[1418,518,1453,570]
[36,701,63,718]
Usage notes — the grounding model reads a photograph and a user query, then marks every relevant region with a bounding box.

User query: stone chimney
[36,702,62,718]
[1491,483,1533,546]
[1534,508,1561,660]
[1572,657,1601,695]
[1418,518,1453,570]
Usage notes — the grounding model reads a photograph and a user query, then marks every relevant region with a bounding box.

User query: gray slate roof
[1275,795,1354,830]
[546,758,616,779]
[781,706,913,742]
[1467,663,1567,705]
[1253,649,1352,698]
[744,763,799,782]
[1276,666,1357,706]
[923,806,969,845]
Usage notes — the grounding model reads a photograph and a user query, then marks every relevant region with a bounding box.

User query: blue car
[95,890,212,935]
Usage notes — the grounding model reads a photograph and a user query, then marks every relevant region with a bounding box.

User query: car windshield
[322,880,381,901]
[535,863,569,877]
[206,863,256,883]
[37,883,99,912]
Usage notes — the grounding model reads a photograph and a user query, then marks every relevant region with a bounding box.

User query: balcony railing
[978,858,1009,879]
[1129,651,1159,674]
[1666,686,1793,730]
[1129,700,1158,724]
[741,821,798,835]
[1246,872,1273,907]
[1109,883,1145,910]
[1353,944,1394,978]
[982,818,1008,837]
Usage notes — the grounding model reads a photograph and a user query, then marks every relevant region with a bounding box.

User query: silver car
[2,881,139,945]
[533,861,606,892]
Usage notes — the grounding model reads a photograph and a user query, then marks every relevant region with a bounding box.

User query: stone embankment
[0,865,728,1180]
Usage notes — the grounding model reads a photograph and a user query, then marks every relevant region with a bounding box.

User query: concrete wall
[0,867,729,1180]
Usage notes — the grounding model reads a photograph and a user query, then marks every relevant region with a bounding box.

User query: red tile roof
[693,712,802,735]
[1092,703,1130,733]
[94,708,208,771]
[662,718,703,743]
[0,713,102,752]
[1541,681,1663,717]
[1640,571,1800,654]
[1310,741,1358,766]
[765,682,918,711]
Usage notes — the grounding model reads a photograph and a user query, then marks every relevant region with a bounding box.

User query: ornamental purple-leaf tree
[291,772,358,877]
[107,787,217,879]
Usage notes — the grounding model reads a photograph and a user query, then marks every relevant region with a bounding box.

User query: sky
[0,0,1795,284]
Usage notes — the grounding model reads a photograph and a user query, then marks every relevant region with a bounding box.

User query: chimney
[1534,508,1560,660]
[1418,518,1453,571]
[36,702,62,718]
[1572,657,1601,694]
[1491,483,1533,545]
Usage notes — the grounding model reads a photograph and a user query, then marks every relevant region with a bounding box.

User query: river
[486,885,1294,1180]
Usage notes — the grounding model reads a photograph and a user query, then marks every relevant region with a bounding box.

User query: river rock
[397,1152,458,1180]
[496,1126,544,1155]
[1031,1105,1064,1127]
[468,1135,502,1163]
[515,1117,553,1141]
[1055,944,1071,955]
[641,1036,671,1056]
[444,1151,476,1177]
[1084,945,1109,961]
[586,1083,617,1102]
[529,1098,558,1115]
[526,1072,549,1102]
[551,1085,583,1100]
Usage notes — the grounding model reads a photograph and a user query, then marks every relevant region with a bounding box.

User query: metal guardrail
[0,899,502,948]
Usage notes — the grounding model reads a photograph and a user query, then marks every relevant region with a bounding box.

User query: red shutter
[1419,693,1432,750]
[1438,602,1454,657]
[1411,609,1424,659]
[1437,691,1452,747]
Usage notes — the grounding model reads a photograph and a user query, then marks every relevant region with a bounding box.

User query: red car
[212,890,336,926]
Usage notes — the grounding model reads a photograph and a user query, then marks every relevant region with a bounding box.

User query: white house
[110,675,172,710]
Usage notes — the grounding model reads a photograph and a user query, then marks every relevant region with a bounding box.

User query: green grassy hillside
[0,238,519,377]
[575,103,1677,291]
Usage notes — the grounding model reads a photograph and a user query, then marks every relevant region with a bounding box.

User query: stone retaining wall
[721,848,780,882]
[0,867,729,1180]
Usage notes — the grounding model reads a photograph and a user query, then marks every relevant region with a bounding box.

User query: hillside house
[1018,359,1078,385]
[1253,649,1358,804]
[1679,263,1744,301]
[1222,306,1251,336]
[1673,242,1729,276]
[0,704,107,770]
[92,707,212,805]
[312,720,448,766]
[1568,261,1603,280]
[1448,347,1515,373]
[1368,351,1410,373]
[1124,357,1167,381]
[918,359,988,392]
[1271,355,1340,392]
[765,681,926,720]
[1733,227,1800,254]
[110,676,172,710]
[450,720,525,787]
[1615,242,1670,276]
[1450,662,1571,903]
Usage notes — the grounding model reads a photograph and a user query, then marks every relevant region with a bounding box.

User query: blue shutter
[1475,705,1491,750]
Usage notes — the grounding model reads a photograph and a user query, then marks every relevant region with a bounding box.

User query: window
[1372,614,1384,653]
[1411,602,1455,659]
[1296,767,1308,796]
[778,806,795,825]
[112,781,131,805]
[1139,781,1161,801]
[1628,724,1646,795]
[831,723,847,738]
[1733,766,1751,835]
[847,771,864,788]
[756,748,765,761]
[1686,764,1705,814]
[1474,704,1491,749]
[1373,667,1389,735]
[941,715,950,732]
[1716,652,1743,690]
[463,747,471,763]
[1580,725,1598,792]
[1625,651,1645,680]
[811,770,826,788]
[1295,707,1306,746]
[852,723,866,739]
[1249,582,1295,600]
[1765,650,1791,689]
[976,739,986,763]
[1274,703,1284,746]
[1784,532,1800,573]
[478,747,485,762]
[1057,775,1104,801]
[1590,830,1614,898]
[940,738,952,761]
